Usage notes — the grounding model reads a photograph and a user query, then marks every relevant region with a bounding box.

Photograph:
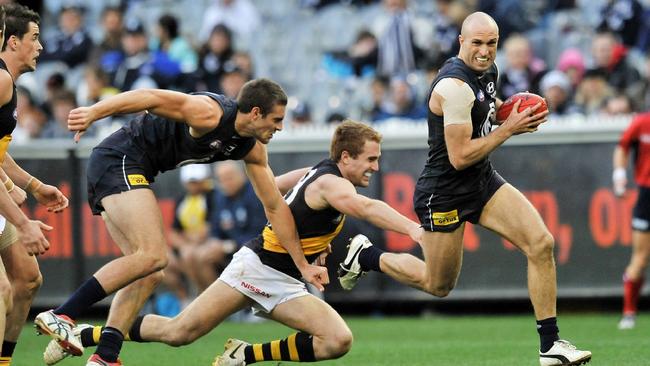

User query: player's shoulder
[0,70,13,106]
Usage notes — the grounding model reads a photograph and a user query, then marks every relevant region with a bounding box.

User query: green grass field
[12,313,650,365]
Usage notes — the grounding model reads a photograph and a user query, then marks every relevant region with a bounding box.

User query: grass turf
[12,313,649,365]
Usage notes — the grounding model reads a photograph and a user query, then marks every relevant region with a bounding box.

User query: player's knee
[424,281,455,298]
[167,323,200,347]
[12,268,43,300]
[325,329,353,358]
[0,278,13,313]
[527,231,555,260]
[137,250,169,273]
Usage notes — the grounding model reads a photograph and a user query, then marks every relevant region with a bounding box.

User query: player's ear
[340,150,350,164]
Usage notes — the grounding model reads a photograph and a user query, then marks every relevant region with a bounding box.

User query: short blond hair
[330,120,382,162]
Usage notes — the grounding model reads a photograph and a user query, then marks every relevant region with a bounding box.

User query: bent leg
[379,226,464,297]
[479,184,556,320]
[2,243,40,342]
[100,192,169,333]
[268,294,352,361]
[139,280,249,346]
[0,259,11,353]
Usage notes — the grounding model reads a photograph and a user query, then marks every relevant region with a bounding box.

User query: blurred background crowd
[7,0,650,143]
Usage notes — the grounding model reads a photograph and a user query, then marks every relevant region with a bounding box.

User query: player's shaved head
[460,12,498,38]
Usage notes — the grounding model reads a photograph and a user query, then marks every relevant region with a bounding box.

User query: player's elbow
[448,154,469,171]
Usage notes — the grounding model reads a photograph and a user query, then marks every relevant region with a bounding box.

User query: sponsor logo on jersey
[431,209,459,226]
[12,109,17,121]
[477,90,485,102]
[209,139,222,150]
[240,281,271,298]
[223,144,237,156]
[486,82,495,97]
[127,174,149,186]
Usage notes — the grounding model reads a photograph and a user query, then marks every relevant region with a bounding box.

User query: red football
[495,92,548,122]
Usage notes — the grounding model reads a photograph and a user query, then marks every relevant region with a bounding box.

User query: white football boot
[43,323,93,365]
[617,314,636,330]
[35,310,84,356]
[539,340,592,365]
[213,338,249,366]
[338,234,373,290]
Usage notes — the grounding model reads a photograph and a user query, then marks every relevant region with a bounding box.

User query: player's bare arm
[244,143,329,290]
[612,145,629,196]
[2,153,68,212]
[68,89,223,140]
[275,167,311,195]
[433,78,544,170]
[0,167,26,206]
[313,174,422,243]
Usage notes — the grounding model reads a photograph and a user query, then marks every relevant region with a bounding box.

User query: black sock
[54,276,107,319]
[1,341,16,357]
[80,326,103,347]
[95,327,124,362]
[537,317,560,353]
[358,245,384,272]
[128,315,148,342]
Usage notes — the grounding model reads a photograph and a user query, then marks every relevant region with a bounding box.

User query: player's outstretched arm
[68,89,223,141]
[244,143,329,290]
[317,175,422,243]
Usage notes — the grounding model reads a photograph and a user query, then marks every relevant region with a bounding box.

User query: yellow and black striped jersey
[0,58,16,163]
[247,159,345,278]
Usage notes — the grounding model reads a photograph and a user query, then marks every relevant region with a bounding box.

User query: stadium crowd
[7,0,650,140]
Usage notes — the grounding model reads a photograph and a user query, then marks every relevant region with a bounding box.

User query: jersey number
[284,168,318,205]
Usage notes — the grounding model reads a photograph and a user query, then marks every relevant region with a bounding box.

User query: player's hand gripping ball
[496,92,548,122]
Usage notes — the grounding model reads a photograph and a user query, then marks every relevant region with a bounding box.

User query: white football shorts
[218,246,309,313]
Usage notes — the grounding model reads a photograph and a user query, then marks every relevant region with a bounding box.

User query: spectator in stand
[373,77,426,122]
[289,101,313,127]
[323,29,377,78]
[539,70,577,117]
[152,14,198,75]
[195,24,236,93]
[432,0,471,61]
[164,164,215,305]
[232,51,254,79]
[573,68,615,115]
[188,161,266,291]
[39,4,93,69]
[13,86,47,143]
[603,94,634,115]
[219,67,248,99]
[590,31,642,97]
[556,48,586,94]
[39,72,66,118]
[40,90,79,139]
[89,6,124,69]
[498,34,546,100]
[372,0,433,76]
[82,65,119,105]
[112,18,181,91]
[597,0,644,48]
[78,65,121,137]
[198,0,260,46]
[358,75,389,121]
